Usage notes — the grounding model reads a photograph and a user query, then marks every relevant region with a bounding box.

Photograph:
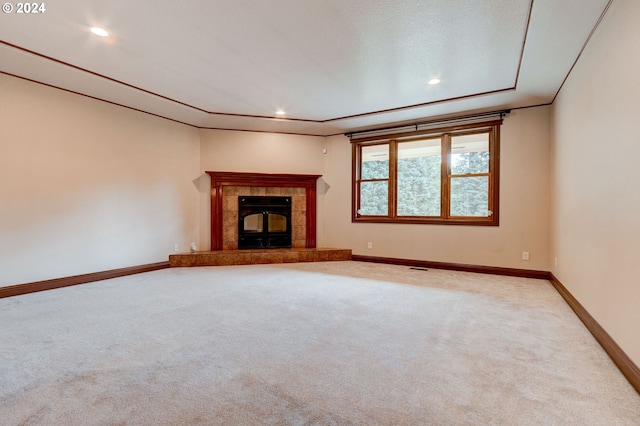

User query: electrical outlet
[554,256,558,267]
[522,251,530,261]
[174,244,179,252]
[367,242,373,249]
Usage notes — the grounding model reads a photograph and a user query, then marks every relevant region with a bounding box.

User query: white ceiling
[0,0,611,135]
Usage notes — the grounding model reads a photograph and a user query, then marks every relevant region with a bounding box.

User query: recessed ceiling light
[276,110,286,116]
[428,78,441,85]
[90,27,109,37]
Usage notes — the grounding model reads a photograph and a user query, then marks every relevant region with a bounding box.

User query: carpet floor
[1,261,638,425]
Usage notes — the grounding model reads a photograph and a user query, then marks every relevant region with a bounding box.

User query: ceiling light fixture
[276,110,286,116]
[90,27,109,37]
[428,78,441,85]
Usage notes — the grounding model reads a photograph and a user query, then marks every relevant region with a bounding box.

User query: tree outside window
[352,120,500,225]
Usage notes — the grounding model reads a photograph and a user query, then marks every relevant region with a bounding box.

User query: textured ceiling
[0,0,611,135]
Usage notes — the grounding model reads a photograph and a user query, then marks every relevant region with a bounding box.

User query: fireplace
[207,172,322,251]
[238,196,292,249]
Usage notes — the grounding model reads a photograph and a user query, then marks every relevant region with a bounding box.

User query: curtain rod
[345,109,510,139]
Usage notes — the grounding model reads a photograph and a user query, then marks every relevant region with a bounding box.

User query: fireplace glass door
[238,196,292,249]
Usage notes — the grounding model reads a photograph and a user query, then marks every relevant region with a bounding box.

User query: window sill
[352,216,499,226]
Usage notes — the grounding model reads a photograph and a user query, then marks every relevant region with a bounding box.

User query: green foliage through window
[353,121,500,225]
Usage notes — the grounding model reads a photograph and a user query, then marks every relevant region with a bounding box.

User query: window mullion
[354,143,361,217]
[389,140,398,218]
[489,124,499,217]
[441,134,451,219]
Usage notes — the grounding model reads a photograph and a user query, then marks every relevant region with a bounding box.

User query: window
[352,120,500,225]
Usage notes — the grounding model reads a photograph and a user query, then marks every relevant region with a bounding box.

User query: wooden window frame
[352,120,501,226]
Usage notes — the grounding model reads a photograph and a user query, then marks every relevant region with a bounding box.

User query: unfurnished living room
[1,0,639,424]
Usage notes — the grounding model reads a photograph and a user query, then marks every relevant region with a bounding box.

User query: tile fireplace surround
[169,171,351,267]
[208,171,321,250]
[224,186,304,250]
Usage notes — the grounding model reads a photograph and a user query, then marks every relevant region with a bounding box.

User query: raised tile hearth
[169,248,352,267]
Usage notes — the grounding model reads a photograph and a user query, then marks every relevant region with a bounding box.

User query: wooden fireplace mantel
[207,171,322,250]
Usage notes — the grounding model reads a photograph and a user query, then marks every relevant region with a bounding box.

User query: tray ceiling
[0,0,611,135]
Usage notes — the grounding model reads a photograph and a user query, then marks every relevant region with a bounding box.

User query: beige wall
[0,75,552,284]
[551,0,640,365]
[319,106,551,271]
[0,74,200,287]
[198,129,325,249]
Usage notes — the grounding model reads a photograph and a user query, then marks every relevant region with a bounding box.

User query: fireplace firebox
[238,196,292,249]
